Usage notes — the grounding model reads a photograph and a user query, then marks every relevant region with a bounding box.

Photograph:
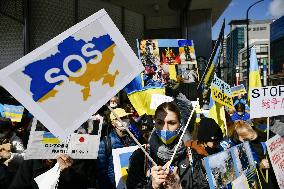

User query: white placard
[25,118,102,159]
[250,85,284,118]
[0,9,144,140]
[112,146,139,189]
[266,135,284,189]
[150,94,174,110]
[25,133,100,159]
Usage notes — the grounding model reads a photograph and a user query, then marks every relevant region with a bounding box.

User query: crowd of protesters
[0,85,283,189]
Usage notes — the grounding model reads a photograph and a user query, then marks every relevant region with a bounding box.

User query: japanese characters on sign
[266,135,284,189]
[250,85,284,118]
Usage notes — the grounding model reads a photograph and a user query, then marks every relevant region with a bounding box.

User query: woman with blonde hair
[229,120,278,189]
[231,120,257,143]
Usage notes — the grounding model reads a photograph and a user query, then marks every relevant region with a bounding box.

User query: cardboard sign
[112,146,139,189]
[266,135,284,189]
[3,104,24,122]
[231,84,247,97]
[150,94,173,110]
[204,142,260,189]
[250,85,284,118]
[0,9,144,140]
[25,119,102,159]
[211,74,234,108]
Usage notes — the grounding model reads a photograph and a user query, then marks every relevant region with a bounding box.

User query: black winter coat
[126,147,209,189]
[8,159,96,189]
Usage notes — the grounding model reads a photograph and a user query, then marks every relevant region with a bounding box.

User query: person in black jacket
[126,102,211,189]
[8,154,96,189]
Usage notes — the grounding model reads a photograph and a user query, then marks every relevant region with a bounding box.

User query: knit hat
[0,118,12,130]
[197,118,223,142]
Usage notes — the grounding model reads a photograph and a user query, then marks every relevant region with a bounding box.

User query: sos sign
[44,43,102,84]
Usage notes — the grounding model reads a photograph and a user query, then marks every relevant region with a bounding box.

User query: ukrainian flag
[41,132,60,144]
[249,47,262,100]
[125,74,165,116]
[119,152,133,183]
[209,95,226,135]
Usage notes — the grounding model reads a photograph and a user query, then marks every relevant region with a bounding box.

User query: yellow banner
[211,86,234,109]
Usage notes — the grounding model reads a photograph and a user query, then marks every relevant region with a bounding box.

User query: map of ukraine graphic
[23,34,119,103]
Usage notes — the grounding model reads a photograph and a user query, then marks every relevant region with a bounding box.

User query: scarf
[149,128,192,163]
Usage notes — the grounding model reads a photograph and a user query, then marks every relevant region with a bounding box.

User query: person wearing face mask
[109,96,119,109]
[187,117,224,156]
[231,102,250,122]
[96,108,136,189]
[127,102,210,189]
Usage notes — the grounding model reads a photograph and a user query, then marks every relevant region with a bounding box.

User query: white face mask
[110,103,118,108]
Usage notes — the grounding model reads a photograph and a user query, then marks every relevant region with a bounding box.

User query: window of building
[260,46,268,53]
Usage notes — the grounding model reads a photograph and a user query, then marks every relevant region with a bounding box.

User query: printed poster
[112,146,139,189]
[204,142,260,189]
[137,39,198,86]
[0,9,144,140]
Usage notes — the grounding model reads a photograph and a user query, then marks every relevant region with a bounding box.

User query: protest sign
[25,118,102,159]
[3,104,24,122]
[112,146,139,189]
[231,84,247,97]
[211,74,234,108]
[150,94,173,110]
[136,39,198,86]
[204,142,260,189]
[0,9,144,140]
[266,134,284,189]
[250,85,284,119]
[137,39,197,66]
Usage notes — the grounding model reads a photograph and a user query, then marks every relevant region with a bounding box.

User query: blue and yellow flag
[209,95,226,134]
[41,132,60,144]
[249,47,262,100]
[125,75,165,116]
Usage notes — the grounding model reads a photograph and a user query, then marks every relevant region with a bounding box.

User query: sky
[212,0,284,40]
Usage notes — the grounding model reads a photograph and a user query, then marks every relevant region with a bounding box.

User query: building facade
[270,15,284,85]
[238,41,269,86]
[226,19,272,86]
[0,0,231,70]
